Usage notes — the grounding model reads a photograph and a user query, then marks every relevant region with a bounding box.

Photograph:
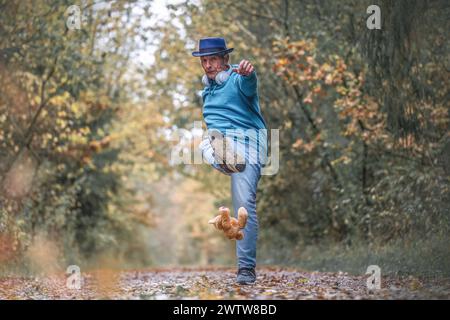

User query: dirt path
[0,267,448,300]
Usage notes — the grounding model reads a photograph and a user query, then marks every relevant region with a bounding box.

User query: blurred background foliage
[0,0,449,277]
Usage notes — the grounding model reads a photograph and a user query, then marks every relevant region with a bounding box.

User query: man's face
[200,55,228,79]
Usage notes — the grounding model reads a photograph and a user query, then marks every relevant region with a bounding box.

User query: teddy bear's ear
[237,207,248,229]
[235,231,244,240]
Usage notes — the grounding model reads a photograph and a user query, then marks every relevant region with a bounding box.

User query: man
[192,37,267,284]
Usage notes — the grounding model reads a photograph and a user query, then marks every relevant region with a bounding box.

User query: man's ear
[223,54,229,65]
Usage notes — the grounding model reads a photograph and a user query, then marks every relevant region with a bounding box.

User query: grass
[259,235,450,279]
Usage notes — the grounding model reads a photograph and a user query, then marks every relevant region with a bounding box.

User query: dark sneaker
[236,267,256,285]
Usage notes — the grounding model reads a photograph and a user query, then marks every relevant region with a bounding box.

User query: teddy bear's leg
[237,207,248,229]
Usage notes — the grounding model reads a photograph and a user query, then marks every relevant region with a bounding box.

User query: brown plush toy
[208,206,248,240]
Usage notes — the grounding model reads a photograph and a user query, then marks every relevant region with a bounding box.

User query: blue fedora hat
[192,37,234,57]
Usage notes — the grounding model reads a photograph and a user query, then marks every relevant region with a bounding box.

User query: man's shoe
[236,267,256,285]
[198,137,215,165]
[209,130,246,173]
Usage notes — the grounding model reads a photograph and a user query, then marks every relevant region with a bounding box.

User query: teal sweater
[202,64,267,164]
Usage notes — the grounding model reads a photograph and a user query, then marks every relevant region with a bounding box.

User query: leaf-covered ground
[0,267,448,300]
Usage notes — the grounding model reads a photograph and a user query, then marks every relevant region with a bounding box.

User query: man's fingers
[239,60,246,70]
[239,60,248,72]
[236,60,254,76]
[242,60,249,71]
[242,62,253,75]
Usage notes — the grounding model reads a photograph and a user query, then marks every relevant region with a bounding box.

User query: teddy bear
[208,206,248,240]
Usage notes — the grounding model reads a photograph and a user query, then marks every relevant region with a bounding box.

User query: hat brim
[192,48,234,57]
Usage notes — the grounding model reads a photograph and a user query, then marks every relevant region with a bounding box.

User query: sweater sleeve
[236,71,257,97]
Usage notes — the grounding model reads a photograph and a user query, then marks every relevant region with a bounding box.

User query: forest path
[0,267,448,300]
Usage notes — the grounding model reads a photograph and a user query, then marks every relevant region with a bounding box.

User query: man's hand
[232,60,254,76]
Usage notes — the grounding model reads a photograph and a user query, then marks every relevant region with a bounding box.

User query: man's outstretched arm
[233,59,257,97]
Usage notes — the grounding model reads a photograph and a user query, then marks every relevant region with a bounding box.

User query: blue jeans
[211,162,262,269]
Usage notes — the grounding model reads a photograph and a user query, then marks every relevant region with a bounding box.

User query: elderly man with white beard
[193,37,268,285]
